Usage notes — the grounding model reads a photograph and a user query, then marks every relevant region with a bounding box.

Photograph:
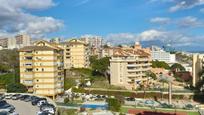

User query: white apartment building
[151,46,176,63]
[110,48,151,90]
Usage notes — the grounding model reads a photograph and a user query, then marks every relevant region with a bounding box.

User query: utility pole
[168,82,172,105]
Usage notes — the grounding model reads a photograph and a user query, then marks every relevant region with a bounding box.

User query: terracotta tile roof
[19,46,55,51]
[113,48,150,57]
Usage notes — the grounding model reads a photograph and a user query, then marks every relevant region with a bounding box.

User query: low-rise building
[19,40,64,99]
[110,48,151,90]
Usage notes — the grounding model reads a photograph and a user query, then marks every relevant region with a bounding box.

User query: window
[36,68,38,71]
[42,68,44,71]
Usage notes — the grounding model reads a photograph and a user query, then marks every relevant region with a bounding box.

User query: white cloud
[150,17,171,24]
[0,0,63,38]
[169,0,204,12]
[105,29,203,47]
[178,16,204,28]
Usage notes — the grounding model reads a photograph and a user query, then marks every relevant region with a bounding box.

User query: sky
[1,0,204,51]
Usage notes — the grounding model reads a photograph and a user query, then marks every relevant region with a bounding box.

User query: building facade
[19,40,64,99]
[0,38,8,48]
[110,48,151,90]
[16,34,31,48]
[192,54,204,86]
[63,39,90,69]
[151,46,176,64]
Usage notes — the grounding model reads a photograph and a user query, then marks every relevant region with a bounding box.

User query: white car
[5,95,12,99]
[37,100,47,107]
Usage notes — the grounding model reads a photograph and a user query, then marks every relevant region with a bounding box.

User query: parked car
[0,110,18,115]
[11,94,21,100]
[37,100,47,107]
[40,103,55,114]
[0,100,15,113]
[20,95,31,102]
[37,110,54,115]
[32,98,47,106]
[5,94,12,100]
[0,94,5,100]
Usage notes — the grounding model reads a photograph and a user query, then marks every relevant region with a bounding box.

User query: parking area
[0,93,56,115]
[6,99,39,115]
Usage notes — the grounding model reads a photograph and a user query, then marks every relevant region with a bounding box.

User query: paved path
[6,100,39,115]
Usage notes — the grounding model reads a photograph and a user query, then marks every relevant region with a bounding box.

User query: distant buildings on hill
[0,34,31,50]
[151,45,176,64]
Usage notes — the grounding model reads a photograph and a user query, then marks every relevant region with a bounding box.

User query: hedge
[72,88,192,100]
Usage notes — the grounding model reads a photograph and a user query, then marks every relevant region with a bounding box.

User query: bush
[107,98,121,112]
[7,83,27,93]
[64,98,70,104]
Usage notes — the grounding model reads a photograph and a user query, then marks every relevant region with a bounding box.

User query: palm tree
[159,74,173,101]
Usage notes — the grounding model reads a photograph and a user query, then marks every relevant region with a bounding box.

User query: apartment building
[192,54,204,86]
[151,46,176,64]
[19,40,64,99]
[80,35,103,49]
[63,39,90,69]
[16,34,31,48]
[0,38,8,48]
[110,48,151,90]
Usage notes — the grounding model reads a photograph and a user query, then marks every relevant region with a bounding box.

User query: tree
[170,63,185,73]
[146,71,157,80]
[106,98,121,112]
[91,57,110,78]
[151,60,170,69]
[7,83,27,93]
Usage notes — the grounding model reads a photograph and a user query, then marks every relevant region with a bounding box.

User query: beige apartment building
[110,48,151,90]
[192,54,204,86]
[19,40,64,99]
[63,39,90,69]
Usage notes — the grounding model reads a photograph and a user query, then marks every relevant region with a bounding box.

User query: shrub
[107,98,121,112]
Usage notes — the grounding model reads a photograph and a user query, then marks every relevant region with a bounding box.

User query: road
[6,99,39,115]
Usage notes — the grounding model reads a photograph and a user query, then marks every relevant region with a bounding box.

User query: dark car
[0,94,5,100]
[20,95,31,102]
[0,100,15,113]
[32,98,46,106]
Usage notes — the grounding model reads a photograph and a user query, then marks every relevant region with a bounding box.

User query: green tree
[91,57,110,77]
[7,83,27,93]
[106,98,121,112]
[170,63,185,72]
[146,71,157,80]
[151,60,170,69]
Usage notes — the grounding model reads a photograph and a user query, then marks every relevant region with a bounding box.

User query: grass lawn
[120,106,199,115]
[0,73,15,85]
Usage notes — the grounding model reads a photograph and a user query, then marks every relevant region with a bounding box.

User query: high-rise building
[192,54,204,86]
[15,34,31,48]
[63,39,90,69]
[19,40,64,99]
[80,35,103,49]
[50,37,61,43]
[110,48,151,90]
[8,37,16,49]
